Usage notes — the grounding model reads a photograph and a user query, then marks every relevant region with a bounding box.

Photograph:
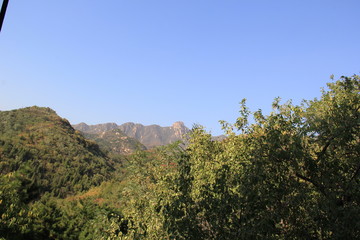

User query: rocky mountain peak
[75,122,90,132]
[172,121,188,138]
[172,121,185,128]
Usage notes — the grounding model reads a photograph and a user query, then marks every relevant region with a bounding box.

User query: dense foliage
[0,107,115,197]
[0,76,359,239]
[117,75,360,239]
[0,107,117,238]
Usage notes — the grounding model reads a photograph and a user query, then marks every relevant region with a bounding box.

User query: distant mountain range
[73,121,190,153]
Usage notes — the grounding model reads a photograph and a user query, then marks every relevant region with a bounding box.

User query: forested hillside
[0,106,115,197]
[0,107,120,239]
[0,76,359,239]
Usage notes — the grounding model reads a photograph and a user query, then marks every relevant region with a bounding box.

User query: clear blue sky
[1,1,359,135]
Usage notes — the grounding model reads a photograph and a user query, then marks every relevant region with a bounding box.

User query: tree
[141,75,360,239]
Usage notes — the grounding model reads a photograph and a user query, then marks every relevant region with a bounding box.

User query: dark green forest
[0,76,359,239]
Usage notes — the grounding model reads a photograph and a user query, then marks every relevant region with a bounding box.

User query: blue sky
[1,1,359,135]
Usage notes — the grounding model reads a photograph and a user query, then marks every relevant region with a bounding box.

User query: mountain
[74,122,118,134]
[0,106,114,198]
[82,129,146,155]
[73,121,190,149]
[118,121,189,148]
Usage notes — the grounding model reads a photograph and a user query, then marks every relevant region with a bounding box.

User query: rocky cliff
[73,121,190,149]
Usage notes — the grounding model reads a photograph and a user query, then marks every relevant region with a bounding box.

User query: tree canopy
[119,75,360,239]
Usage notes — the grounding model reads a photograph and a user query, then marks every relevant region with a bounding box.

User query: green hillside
[0,106,114,198]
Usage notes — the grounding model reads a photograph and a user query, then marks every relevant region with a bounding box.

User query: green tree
[142,75,360,239]
[0,173,31,239]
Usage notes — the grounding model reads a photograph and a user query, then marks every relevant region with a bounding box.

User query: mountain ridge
[73,121,190,149]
